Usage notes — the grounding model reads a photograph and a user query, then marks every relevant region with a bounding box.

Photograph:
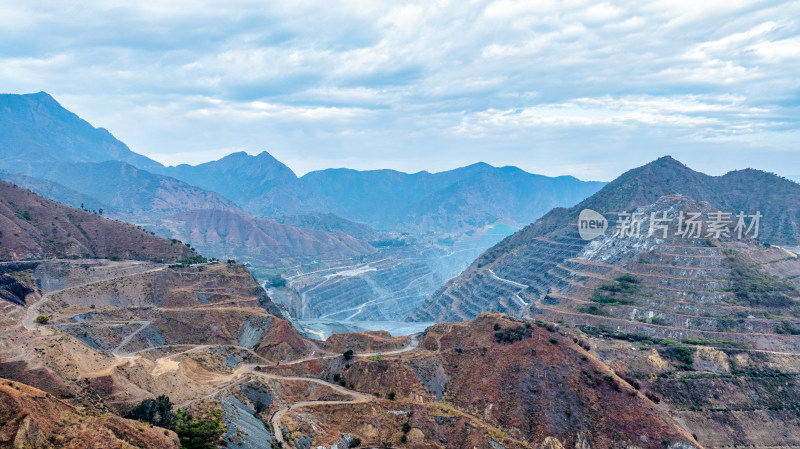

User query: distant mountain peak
[27,91,57,102]
[0,92,164,173]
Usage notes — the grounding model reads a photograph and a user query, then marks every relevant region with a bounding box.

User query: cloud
[0,0,797,180]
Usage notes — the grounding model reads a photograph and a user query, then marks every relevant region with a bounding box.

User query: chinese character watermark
[578,209,762,240]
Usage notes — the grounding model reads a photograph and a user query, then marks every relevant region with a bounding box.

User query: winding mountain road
[111,321,151,357]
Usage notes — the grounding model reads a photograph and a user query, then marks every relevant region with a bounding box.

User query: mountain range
[165,151,605,234]
[0,92,604,237]
[409,155,800,447]
[411,156,800,323]
[0,184,702,449]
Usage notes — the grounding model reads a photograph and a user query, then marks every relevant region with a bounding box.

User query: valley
[0,92,799,449]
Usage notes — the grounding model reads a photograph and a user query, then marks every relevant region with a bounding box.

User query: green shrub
[174,409,225,449]
[659,345,694,368]
[35,315,49,325]
[578,305,612,317]
[494,325,532,344]
[723,250,797,308]
[776,321,800,335]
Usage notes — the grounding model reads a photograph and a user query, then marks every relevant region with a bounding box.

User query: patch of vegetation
[126,395,176,428]
[387,391,396,400]
[645,391,661,404]
[620,374,640,390]
[681,337,745,348]
[658,345,694,368]
[494,325,532,344]
[590,274,639,305]
[349,438,362,448]
[723,249,798,308]
[343,349,355,360]
[578,324,748,349]
[35,314,49,325]
[169,255,209,268]
[174,409,226,449]
[367,355,383,362]
[8,269,35,287]
[637,316,667,326]
[127,397,224,449]
[265,274,286,288]
[776,321,800,335]
[578,305,612,317]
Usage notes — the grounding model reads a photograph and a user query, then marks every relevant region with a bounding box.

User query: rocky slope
[408,158,800,448]
[411,157,800,323]
[0,170,113,215]
[0,378,179,448]
[262,314,700,449]
[0,250,703,448]
[273,213,383,243]
[26,161,244,220]
[0,180,196,262]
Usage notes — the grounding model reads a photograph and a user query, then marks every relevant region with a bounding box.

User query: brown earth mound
[0,180,196,262]
[0,378,179,448]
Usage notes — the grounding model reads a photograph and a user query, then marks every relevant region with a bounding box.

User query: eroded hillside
[410,191,800,448]
[0,180,197,262]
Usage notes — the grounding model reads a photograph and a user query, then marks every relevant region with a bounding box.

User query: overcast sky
[1,0,798,180]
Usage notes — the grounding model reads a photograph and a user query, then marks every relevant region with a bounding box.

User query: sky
[0,0,798,181]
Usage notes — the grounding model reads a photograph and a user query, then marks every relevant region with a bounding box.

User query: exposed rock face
[0,180,197,262]
[0,273,33,306]
[410,181,800,448]
[0,256,706,449]
[412,157,800,323]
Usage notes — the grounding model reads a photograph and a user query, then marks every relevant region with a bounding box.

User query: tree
[127,395,177,429]
[343,349,355,360]
[98,208,103,215]
[174,409,226,449]
[35,315,49,324]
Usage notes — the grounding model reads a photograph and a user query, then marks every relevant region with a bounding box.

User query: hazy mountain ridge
[157,209,376,267]
[508,156,800,247]
[168,154,606,234]
[0,92,163,173]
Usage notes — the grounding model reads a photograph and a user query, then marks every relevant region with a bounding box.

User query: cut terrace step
[535,305,800,353]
